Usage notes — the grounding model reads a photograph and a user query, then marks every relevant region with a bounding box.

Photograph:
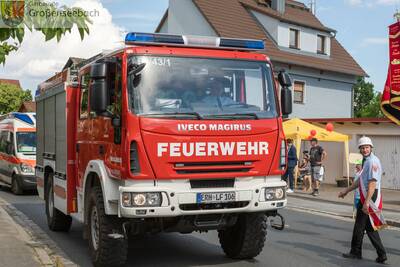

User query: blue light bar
[220,38,265,50]
[125,32,184,45]
[125,32,265,51]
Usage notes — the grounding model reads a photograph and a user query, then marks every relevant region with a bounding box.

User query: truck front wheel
[218,212,267,259]
[45,173,72,231]
[88,186,127,267]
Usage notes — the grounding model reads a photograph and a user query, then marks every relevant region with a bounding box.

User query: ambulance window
[7,132,14,155]
[0,131,7,153]
[80,73,90,119]
[0,131,14,155]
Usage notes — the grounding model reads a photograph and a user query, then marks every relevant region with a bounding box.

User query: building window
[293,81,305,104]
[289,28,299,49]
[317,35,326,54]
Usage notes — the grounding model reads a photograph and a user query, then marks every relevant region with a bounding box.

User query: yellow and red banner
[381,22,400,125]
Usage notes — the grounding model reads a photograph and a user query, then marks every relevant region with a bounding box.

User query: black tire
[218,212,267,259]
[88,186,127,267]
[45,173,72,232]
[11,174,24,195]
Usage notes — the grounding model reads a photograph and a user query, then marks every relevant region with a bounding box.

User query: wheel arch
[82,160,120,225]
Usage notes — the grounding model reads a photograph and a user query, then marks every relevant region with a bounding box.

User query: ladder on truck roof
[36,51,111,96]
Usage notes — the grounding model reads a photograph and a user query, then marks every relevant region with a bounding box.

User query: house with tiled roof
[156,0,367,118]
[0,78,21,88]
[18,101,36,113]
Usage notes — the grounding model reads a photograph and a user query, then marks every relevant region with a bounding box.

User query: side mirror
[281,88,292,116]
[90,62,108,114]
[90,79,108,114]
[90,62,107,79]
[278,71,292,88]
[278,70,293,116]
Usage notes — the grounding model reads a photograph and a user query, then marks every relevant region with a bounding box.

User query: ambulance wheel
[218,212,267,259]
[45,174,72,232]
[88,186,127,267]
[11,174,23,195]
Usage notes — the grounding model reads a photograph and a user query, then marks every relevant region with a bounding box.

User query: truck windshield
[16,132,36,154]
[127,56,278,119]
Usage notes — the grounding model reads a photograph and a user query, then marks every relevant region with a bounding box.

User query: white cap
[358,136,373,148]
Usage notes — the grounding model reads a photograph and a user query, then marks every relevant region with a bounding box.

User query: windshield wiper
[204,113,259,120]
[140,112,203,120]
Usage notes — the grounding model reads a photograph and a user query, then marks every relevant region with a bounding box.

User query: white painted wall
[158,17,168,33]
[276,22,331,55]
[164,0,217,36]
[250,10,279,42]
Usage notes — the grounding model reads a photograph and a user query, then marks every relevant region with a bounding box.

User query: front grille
[180,201,249,211]
[174,161,253,174]
[130,141,140,173]
[190,179,235,189]
[177,169,248,174]
[177,161,251,167]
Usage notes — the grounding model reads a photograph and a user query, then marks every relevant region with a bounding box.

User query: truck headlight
[20,163,34,174]
[265,189,275,200]
[263,187,285,201]
[122,192,132,207]
[122,192,162,207]
[275,188,284,199]
[133,193,147,206]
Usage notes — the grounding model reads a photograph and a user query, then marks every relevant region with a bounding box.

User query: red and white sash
[358,177,387,230]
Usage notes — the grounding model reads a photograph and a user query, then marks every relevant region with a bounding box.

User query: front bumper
[16,174,37,190]
[118,177,286,218]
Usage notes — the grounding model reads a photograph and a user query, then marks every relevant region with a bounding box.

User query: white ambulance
[0,112,36,194]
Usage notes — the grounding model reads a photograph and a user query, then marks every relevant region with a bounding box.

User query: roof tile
[192,0,366,76]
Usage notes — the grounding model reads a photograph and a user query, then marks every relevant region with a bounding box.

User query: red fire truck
[36,32,292,266]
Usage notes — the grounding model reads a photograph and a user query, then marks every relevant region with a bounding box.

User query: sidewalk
[0,198,51,267]
[288,184,400,227]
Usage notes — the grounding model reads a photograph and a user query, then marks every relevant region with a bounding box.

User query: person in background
[201,77,237,108]
[339,136,387,264]
[283,139,298,193]
[353,159,363,209]
[299,151,312,192]
[309,138,327,196]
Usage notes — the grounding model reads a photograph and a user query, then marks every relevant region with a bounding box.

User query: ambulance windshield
[16,132,36,154]
[127,56,278,119]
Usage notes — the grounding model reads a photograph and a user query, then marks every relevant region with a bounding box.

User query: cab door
[91,56,124,179]
[76,71,93,189]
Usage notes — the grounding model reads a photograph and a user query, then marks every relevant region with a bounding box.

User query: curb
[289,193,400,213]
[2,202,78,267]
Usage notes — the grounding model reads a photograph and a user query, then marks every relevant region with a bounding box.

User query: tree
[0,0,91,64]
[353,77,384,118]
[0,83,32,114]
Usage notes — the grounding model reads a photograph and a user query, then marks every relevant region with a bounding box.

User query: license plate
[196,192,236,203]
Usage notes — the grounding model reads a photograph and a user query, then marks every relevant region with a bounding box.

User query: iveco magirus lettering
[35,32,292,266]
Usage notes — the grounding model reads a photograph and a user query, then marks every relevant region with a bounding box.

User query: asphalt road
[0,186,399,267]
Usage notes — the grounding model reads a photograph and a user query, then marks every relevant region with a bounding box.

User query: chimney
[271,0,285,14]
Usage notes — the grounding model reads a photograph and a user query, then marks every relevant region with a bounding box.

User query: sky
[0,0,399,94]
